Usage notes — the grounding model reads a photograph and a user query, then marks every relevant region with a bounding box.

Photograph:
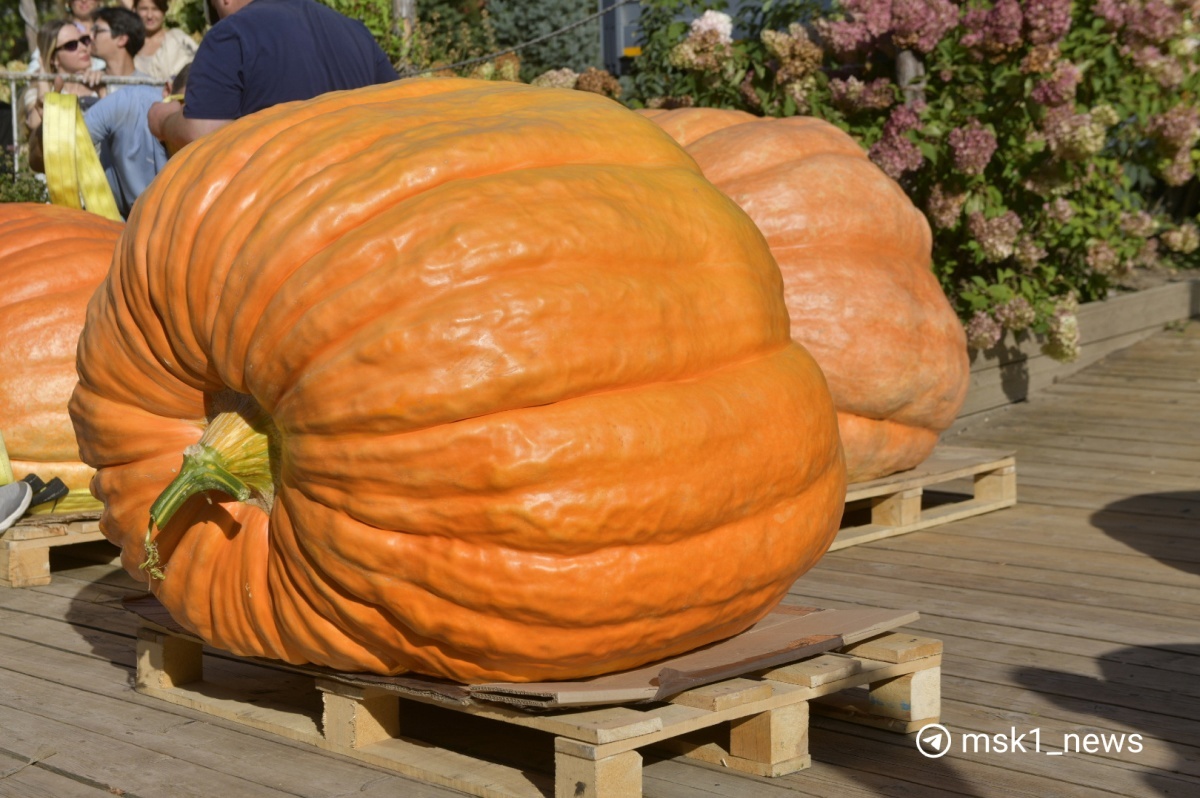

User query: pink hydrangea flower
[1093,0,1129,30]
[891,0,960,53]
[830,76,896,111]
[1031,61,1082,106]
[961,0,1024,59]
[1149,105,1200,153]
[1023,0,1072,45]
[948,118,998,175]
[968,210,1023,262]
[1126,1,1184,47]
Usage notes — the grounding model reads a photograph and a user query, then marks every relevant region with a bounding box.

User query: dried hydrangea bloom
[575,67,622,99]
[968,210,1023,262]
[1043,107,1108,161]
[868,104,926,179]
[1031,61,1082,106]
[1044,197,1074,223]
[1085,240,1120,275]
[830,77,896,112]
[1161,151,1197,185]
[926,183,968,229]
[1014,235,1048,271]
[1021,44,1061,74]
[994,296,1037,331]
[1120,211,1158,238]
[1162,223,1200,254]
[965,310,1003,350]
[762,23,825,84]
[1149,105,1200,153]
[890,0,960,53]
[961,0,1025,60]
[948,118,998,176]
[670,29,733,73]
[1043,300,1081,362]
[1023,0,1072,45]
[691,9,734,44]
[531,68,579,90]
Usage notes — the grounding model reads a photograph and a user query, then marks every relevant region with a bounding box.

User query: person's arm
[156,23,240,150]
[148,100,231,151]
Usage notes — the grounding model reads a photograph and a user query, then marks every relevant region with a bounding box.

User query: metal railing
[2,71,165,172]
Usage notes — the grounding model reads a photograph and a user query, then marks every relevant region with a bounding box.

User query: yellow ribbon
[43,92,122,221]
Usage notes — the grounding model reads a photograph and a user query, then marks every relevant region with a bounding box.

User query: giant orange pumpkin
[641,109,969,482]
[69,79,846,682]
[0,203,120,504]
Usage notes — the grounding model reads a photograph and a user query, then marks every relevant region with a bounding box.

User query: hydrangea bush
[628,1,1200,361]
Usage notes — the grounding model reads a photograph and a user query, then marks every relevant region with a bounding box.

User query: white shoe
[0,481,33,532]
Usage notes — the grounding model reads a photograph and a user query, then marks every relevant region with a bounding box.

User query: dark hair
[143,0,170,12]
[95,7,145,57]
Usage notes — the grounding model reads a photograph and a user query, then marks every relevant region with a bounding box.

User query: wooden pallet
[0,511,106,588]
[833,445,1017,551]
[134,618,941,798]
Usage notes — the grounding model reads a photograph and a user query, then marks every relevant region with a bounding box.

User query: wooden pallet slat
[833,445,1017,551]
[132,619,942,798]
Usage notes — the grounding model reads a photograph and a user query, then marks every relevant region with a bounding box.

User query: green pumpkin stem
[140,391,277,581]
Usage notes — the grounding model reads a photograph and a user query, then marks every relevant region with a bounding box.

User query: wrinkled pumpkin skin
[0,204,121,491]
[642,109,970,482]
[70,79,846,682]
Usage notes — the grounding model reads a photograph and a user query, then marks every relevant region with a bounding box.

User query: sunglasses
[58,35,92,53]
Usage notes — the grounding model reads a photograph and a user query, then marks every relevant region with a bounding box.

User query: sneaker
[20,473,46,494]
[29,477,68,509]
[0,481,33,532]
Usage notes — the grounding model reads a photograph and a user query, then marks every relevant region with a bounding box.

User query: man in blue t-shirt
[148,0,397,151]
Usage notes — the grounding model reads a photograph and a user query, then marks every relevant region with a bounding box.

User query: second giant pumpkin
[70,79,846,682]
[642,109,970,482]
[0,203,120,505]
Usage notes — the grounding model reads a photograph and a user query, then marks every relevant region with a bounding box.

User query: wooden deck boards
[2,320,1198,797]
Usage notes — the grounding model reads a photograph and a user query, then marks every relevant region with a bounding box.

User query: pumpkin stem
[140,391,278,580]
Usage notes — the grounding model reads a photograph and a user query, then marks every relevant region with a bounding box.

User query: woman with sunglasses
[24,19,104,131]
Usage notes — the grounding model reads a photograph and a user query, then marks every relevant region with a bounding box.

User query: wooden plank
[830,544,1200,611]
[669,678,774,712]
[788,569,1200,648]
[0,756,115,797]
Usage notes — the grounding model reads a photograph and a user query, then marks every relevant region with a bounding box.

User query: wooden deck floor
[2,322,1197,797]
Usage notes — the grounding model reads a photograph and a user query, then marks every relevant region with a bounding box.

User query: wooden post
[0,540,50,588]
[975,464,1017,503]
[137,628,203,690]
[317,681,400,749]
[872,488,923,527]
[729,700,811,775]
[554,740,641,798]
[868,668,941,722]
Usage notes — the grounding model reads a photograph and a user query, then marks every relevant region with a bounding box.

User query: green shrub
[626,0,1200,360]
[0,168,48,204]
[489,0,601,81]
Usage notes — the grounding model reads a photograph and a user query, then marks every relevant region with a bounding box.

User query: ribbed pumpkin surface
[0,204,121,492]
[642,109,969,482]
[70,79,846,682]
